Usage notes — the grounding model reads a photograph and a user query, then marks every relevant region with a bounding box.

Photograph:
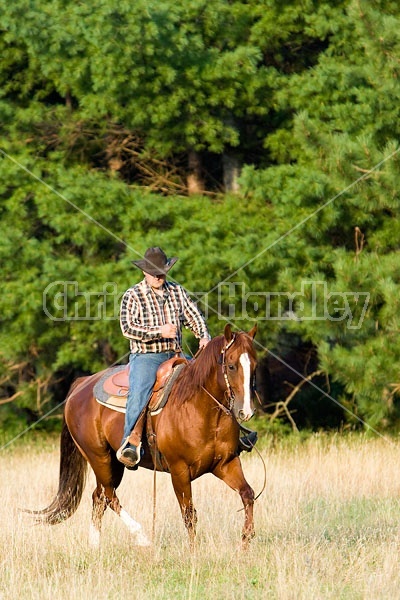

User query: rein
[236,442,267,511]
[201,384,232,417]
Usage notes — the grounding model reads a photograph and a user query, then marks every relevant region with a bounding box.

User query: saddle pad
[96,394,127,413]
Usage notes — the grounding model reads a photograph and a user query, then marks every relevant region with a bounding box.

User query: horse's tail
[27,417,88,525]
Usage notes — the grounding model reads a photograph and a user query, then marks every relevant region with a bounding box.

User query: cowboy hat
[132,247,178,275]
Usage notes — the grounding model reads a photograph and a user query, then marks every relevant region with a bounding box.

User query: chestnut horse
[30,324,257,548]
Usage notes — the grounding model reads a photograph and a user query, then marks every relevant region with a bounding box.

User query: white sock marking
[89,523,100,548]
[119,509,151,547]
[120,508,142,534]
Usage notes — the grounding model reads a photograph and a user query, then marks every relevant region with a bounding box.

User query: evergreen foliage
[1,0,399,432]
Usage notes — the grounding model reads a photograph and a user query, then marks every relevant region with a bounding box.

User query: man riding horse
[117,247,257,469]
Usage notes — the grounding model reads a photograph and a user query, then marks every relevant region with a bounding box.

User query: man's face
[143,271,166,289]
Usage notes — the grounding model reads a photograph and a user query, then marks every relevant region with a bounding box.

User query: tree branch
[268,369,324,431]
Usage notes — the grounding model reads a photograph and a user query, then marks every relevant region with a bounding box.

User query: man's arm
[179,286,211,343]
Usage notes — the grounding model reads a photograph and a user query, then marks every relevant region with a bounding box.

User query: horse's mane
[172,331,256,407]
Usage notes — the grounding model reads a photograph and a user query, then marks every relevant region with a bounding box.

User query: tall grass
[1,433,400,599]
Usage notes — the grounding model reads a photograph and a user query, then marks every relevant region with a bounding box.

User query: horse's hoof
[134,531,152,547]
[241,530,255,550]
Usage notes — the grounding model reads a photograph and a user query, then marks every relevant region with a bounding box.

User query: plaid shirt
[120,279,210,354]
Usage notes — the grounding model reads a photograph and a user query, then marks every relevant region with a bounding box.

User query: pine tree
[241,0,400,429]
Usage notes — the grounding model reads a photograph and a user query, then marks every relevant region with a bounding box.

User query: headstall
[220,334,236,410]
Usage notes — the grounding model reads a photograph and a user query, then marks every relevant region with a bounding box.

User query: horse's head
[219,323,257,422]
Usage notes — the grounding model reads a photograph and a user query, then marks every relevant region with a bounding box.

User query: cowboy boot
[117,408,147,470]
[238,427,258,454]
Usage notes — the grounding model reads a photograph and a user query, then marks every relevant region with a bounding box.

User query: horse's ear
[224,323,233,342]
[248,324,257,339]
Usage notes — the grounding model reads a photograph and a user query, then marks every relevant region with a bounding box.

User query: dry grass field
[1,432,400,599]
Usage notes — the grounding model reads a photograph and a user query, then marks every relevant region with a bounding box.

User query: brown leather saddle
[94,356,187,413]
[103,365,129,397]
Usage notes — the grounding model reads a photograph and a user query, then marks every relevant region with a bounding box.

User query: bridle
[201,333,267,506]
[201,334,238,417]
[219,334,236,410]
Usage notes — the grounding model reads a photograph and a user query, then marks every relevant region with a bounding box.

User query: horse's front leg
[170,465,197,549]
[213,457,255,549]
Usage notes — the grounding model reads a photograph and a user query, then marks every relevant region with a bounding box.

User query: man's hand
[161,323,178,338]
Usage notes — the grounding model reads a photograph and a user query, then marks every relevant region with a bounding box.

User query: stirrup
[117,440,141,469]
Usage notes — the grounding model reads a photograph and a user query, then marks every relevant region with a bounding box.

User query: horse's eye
[228,364,236,371]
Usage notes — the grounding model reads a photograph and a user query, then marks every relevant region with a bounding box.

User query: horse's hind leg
[213,457,255,549]
[90,482,151,548]
[89,483,109,548]
[88,454,151,548]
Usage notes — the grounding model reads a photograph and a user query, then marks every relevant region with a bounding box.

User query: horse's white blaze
[239,352,253,420]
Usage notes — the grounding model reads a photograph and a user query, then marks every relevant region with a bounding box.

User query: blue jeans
[122,351,176,443]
